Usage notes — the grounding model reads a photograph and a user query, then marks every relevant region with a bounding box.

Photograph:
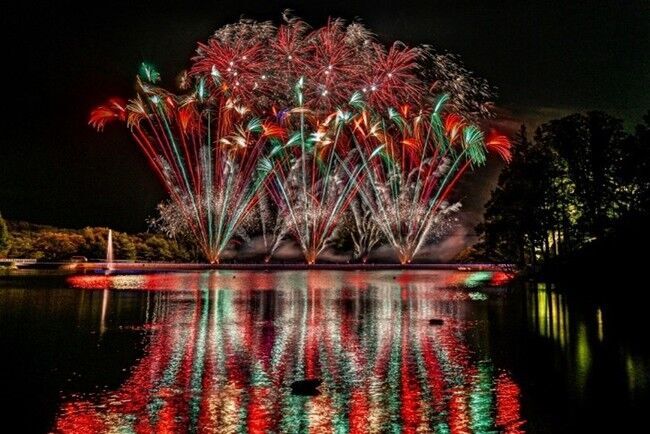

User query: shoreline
[3,261,514,273]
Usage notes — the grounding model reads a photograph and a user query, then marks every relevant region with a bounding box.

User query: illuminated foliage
[478,111,650,267]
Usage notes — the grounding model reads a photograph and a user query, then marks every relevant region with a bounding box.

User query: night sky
[1,0,648,233]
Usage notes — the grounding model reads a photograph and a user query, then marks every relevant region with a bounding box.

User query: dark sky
[1,0,648,232]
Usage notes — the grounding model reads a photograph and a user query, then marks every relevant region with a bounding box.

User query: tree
[622,111,650,215]
[539,112,627,240]
[478,125,533,263]
[32,232,85,260]
[476,125,568,265]
[0,212,8,254]
[479,123,581,265]
[79,227,108,260]
[478,110,649,270]
[113,231,137,260]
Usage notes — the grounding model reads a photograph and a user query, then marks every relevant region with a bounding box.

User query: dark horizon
[2,0,648,232]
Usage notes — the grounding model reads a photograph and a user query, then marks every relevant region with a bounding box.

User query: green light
[139,62,161,83]
[464,272,492,288]
[469,292,488,301]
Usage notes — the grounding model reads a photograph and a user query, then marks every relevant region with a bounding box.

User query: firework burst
[90,13,510,263]
[345,95,510,263]
[91,67,273,263]
[190,15,426,114]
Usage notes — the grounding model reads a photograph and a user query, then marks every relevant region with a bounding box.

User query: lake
[1,270,647,433]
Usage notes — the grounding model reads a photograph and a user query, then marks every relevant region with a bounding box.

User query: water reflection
[526,283,649,401]
[56,271,524,433]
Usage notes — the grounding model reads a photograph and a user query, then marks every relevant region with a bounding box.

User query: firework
[190,15,425,114]
[348,198,383,263]
[90,14,510,263]
[256,81,386,263]
[91,67,273,263]
[345,95,511,263]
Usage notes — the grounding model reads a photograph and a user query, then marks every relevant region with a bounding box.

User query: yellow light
[596,308,604,342]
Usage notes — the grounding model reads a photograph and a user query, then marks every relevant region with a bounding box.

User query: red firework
[89,14,512,264]
[190,16,426,114]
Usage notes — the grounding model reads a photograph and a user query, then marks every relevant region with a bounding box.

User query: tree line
[476,110,650,271]
[0,220,197,262]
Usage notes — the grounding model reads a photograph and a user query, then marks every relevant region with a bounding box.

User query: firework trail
[90,13,510,263]
[348,198,384,263]
[346,95,511,263]
[90,66,275,263]
[254,191,289,262]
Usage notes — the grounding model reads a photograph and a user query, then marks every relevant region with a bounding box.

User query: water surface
[0,270,647,433]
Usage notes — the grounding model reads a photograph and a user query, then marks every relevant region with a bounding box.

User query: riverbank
[3,261,514,272]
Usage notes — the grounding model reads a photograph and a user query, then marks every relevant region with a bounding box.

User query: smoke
[229,211,478,263]
[235,236,272,260]
[489,104,578,136]
[234,235,347,263]
[413,224,472,262]
[272,240,305,262]
[359,221,471,263]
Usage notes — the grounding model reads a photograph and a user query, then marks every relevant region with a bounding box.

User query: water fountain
[106,229,114,271]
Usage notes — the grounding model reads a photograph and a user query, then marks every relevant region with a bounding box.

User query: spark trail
[90,13,510,263]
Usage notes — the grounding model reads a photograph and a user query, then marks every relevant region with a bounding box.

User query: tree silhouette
[478,110,649,269]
